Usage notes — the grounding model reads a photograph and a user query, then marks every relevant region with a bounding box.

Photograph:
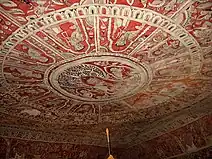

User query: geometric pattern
[0,0,212,157]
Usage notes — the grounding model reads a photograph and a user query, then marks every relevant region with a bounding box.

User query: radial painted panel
[0,0,212,149]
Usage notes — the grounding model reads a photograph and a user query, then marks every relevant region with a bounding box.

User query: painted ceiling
[0,0,212,157]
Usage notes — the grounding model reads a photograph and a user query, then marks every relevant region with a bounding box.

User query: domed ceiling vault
[0,0,212,149]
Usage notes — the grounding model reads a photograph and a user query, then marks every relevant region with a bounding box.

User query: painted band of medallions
[44,53,152,102]
[1,4,201,73]
[0,96,211,148]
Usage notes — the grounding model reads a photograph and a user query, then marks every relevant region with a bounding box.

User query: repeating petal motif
[0,0,212,158]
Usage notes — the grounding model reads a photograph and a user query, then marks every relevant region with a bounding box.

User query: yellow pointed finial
[107,154,115,159]
[106,128,110,143]
[106,128,110,142]
[106,128,109,135]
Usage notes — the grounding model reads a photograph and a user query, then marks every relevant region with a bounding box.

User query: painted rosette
[44,53,152,102]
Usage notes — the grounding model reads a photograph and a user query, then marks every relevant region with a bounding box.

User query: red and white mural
[0,0,212,158]
[119,115,212,159]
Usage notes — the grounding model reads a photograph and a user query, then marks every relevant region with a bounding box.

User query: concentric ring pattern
[0,0,211,148]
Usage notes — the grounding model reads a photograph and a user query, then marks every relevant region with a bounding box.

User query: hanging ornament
[106,128,115,159]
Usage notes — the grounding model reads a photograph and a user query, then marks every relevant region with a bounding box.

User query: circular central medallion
[45,54,152,102]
